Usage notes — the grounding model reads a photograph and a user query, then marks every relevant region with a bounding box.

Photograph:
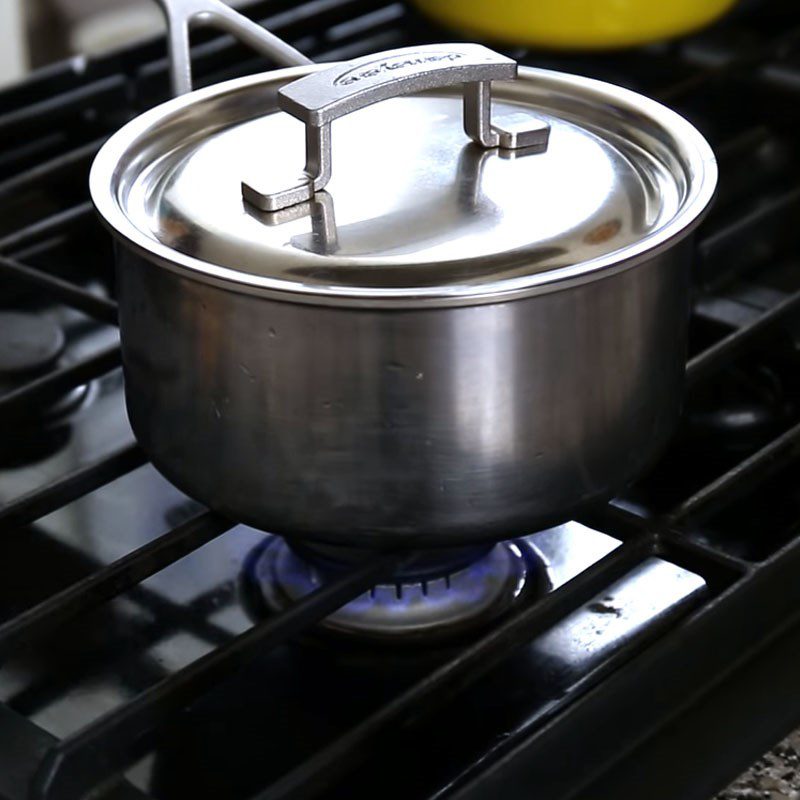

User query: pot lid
[91,46,717,307]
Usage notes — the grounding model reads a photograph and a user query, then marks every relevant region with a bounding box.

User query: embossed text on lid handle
[241,44,551,212]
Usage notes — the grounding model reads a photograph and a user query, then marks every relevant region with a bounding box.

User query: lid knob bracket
[241,44,551,213]
[463,80,549,151]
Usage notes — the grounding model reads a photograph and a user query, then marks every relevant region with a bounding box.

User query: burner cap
[0,312,65,376]
[251,538,549,643]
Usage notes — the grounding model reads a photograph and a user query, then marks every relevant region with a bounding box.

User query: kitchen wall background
[0,0,27,86]
[4,0,257,85]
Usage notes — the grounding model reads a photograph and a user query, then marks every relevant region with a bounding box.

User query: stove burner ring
[251,537,549,643]
[0,311,92,422]
[0,311,65,376]
[44,381,93,419]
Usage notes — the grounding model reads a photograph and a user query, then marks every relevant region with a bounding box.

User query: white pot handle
[155,0,312,96]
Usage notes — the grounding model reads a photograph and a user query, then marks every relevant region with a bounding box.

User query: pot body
[117,238,692,548]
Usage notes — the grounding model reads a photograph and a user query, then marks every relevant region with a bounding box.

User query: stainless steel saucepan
[90,0,717,548]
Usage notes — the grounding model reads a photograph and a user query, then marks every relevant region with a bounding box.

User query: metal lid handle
[155,0,312,96]
[241,44,551,212]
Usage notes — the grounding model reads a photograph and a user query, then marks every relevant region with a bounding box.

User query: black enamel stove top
[2,2,800,799]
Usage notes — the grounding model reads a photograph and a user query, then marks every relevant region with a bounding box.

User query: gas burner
[0,310,98,467]
[0,311,64,377]
[686,362,796,453]
[248,538,549,643]
[43,381,94,419]
[0,310,93,422]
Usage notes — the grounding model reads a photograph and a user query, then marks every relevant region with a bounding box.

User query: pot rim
[90,64,717,309]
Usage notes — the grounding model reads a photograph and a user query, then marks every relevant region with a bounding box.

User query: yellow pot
[412,0,738,50]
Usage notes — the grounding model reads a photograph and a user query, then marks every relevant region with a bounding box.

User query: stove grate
[2,2,800,800]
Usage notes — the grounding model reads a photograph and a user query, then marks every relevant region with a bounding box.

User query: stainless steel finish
[254,537,545,641]
[241,120,332,212]
[487,108,551,150]
[92,68,715,307]
[90,2,717,546]
[154,0,311,96]
[241,45,552,212]
[115,236,691,545]
[463,80,549,150]
[258,190,339,254]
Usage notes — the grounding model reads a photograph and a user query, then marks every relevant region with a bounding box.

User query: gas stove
[2,2,800,799]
